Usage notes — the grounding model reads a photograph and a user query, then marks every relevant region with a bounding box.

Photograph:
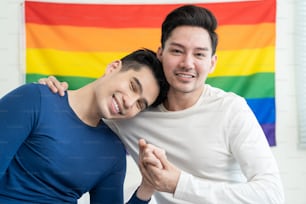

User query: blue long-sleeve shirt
[0,83,147,204]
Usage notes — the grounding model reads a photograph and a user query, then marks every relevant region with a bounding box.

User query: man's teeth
[177,73,193,78]
[113,99,120,113]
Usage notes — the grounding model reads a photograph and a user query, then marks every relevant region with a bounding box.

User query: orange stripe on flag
[26,24,160,52]
[26,23,274,52]
[217,23,275,50]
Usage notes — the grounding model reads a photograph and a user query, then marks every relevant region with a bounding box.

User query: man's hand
[138,139,181,194]
[38,76,68,96]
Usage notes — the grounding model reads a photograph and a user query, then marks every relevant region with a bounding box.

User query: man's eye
[195,53,205,58]
[171,49,182,55]
[130,81,136,92]
[137,101,145,111]
[136,102,142,110]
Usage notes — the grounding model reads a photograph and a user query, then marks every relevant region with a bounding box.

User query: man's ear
[209,54,218,74]
[156,47,163,61]
[105,60,122,74]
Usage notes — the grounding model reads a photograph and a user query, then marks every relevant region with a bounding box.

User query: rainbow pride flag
[25,0,276,146]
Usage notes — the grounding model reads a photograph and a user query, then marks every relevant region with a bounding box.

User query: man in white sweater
[40,5,284,204]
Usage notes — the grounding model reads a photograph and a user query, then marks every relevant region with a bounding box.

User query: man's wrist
[136,184,154,201]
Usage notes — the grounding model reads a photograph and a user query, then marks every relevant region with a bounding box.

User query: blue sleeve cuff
[126,188,151,204]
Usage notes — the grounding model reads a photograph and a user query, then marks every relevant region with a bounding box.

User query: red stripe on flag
[25,0,275,28]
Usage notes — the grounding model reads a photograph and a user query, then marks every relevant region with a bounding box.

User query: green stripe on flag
[207,72,274,98]
[26,74,96,90]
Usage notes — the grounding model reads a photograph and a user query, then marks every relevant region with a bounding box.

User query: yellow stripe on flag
[211,46,275,77]
[26,49,128,77]
[27,47,274,78]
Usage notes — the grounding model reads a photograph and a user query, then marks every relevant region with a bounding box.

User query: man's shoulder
[204,84,247,105]
[2,83,41,100]
[15,83,54,97]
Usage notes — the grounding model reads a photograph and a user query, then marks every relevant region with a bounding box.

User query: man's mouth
[112,95,122,115]
[176,73,194,78]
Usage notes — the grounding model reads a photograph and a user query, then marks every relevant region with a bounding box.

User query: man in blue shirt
[0,49,168,204]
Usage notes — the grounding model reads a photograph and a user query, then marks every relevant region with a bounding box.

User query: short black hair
[161,5,218,55]
[120,49,169,107]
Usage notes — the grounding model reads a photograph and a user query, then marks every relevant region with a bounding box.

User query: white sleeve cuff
[173,171,190,200]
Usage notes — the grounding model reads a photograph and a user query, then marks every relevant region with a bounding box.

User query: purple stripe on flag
[262,123,276,146]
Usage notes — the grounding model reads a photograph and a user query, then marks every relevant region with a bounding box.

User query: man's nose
[123,94,138,109]
[180,53,194,69]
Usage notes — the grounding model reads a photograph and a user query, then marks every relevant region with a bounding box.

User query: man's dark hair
[161,5,218,55]
[120,49,169,107]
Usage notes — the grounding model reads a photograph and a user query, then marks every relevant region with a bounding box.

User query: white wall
[273,0,306,202]
[0,0,305,203]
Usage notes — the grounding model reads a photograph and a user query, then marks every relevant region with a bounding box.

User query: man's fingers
[61,82,69,90]
[46,79,60,94]
[48,76,66,96]
[153,149,167,168]
[142,156,163,169]
[138,139,147,148]
[38,78,47,85]
[139,161,155,187]
[37,76,68,96]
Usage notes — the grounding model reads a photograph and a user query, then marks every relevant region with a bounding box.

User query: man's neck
[68,86,101,127]
[163,86,205,111]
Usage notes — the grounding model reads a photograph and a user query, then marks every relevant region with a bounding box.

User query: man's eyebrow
[170,42,209,51]
[133,77,149,109]
[196,47,209,51]
[133,77,143,94]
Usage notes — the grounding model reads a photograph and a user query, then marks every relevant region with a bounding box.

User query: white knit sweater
[105,84,284,204]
